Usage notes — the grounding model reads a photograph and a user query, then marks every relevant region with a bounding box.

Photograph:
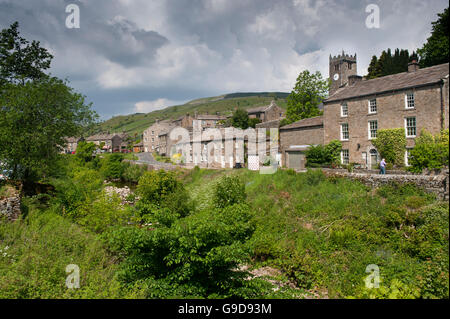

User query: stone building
[142,120,174,153]
[86,133,124,153]
[323,52,449,169]
[61,137,84,154]
[279,116,324,170]
[247,100,284,123]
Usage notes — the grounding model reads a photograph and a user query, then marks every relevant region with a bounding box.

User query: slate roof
[325,63,449,103]
[196,114,226,120]
[279,116,324,130]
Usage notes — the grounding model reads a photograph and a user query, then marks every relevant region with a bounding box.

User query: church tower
[329,51,357,95]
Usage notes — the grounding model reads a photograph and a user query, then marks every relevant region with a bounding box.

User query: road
[135,152,178,170]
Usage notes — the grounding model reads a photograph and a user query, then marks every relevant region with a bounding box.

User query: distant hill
[88,93,289,139]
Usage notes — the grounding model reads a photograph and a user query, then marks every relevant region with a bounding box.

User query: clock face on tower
[333,73,340,81]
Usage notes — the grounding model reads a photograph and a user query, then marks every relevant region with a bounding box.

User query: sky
[0,0,448,120]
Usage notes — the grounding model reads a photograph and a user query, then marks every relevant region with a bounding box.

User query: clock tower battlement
[329,51,357,96]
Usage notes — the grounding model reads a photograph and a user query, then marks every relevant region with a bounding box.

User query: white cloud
[134,98,183,113]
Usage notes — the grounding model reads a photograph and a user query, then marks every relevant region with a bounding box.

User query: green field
[91,93,288,137]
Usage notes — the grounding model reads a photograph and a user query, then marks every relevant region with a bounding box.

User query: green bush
[408,129,449,173]
[103,203,255,298]
[135,170,191,225]
[75,141,97,164]
[213,176,247,208]
[101,153,124,180]
[371,128,407,167]
[306,140,342,167]
[121,162,147,183]
[0,209,135,299]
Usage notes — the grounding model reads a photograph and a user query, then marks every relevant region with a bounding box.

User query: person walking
[380,158,386,175]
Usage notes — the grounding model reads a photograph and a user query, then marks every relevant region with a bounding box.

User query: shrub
[306,140,342,167]
[408,129,449,173]
[121,162,147,183]
[371,128,407,167]
[213,176,247,208]
[101,154,125,180]
[103,203,255,298]
[75,141,97,164]
[137,170,183,205]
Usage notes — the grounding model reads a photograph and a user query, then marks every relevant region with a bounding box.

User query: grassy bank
[0,162,448,299]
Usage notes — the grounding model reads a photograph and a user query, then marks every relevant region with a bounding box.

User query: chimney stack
[408,60,420,72]
[348,75,363,86]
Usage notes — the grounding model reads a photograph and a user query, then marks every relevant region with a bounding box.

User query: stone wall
[0,185,21,221]
[322,169,449,201]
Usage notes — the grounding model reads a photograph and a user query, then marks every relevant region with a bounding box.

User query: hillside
[90,93,289,138]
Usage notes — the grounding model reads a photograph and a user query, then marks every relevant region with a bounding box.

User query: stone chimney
[408,60,420,72]
[348,75,363,86]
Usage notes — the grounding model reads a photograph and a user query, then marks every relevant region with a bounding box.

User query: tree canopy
[0,22,53,86]
[366,49,417,79]
[0,22,97,183]
[231,109,250,130]
[417,7,449,68]
[283,70,328,125]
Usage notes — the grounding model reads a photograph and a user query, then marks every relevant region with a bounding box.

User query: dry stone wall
[323,169,449,201]
[0,186,21,221]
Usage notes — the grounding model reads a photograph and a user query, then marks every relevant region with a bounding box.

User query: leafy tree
[0,78,97,183]
[371,128,407,167]
[305,140,342,167]
[0,22,97,184]
[248,117,262,128]
[101,153,125,180]
[285,70,328,125]
[75,142,97,164]
[417,7,449,68]
[231,109,249,129]
[367,49,416,79]
[408,129,449,173]
[0,22,53,86]
[213,176,246,208]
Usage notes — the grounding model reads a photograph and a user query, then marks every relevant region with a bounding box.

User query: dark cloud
[0,0,448,119]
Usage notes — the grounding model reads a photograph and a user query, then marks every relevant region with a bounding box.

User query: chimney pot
[408,60,420,72]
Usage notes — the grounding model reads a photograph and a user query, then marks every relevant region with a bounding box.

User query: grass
[180,168,449,298]
[92,95,287,137]
[0,184,17,198]
[1,164,447,299]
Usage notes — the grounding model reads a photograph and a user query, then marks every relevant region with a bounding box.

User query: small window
[152,131,154,135]
[405,92,415,109]
[405,148,413,166]
[405,117,416,137]
[152,138,154,142]
[335,64,340,71]
[368,120,378,139]
[341,149,349,165]
[348,62,352,70]
[341,103,348,117]
[369,99,377,114]
[341,123,349,141]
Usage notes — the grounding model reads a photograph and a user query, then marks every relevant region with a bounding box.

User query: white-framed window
[341,123,349,141]
[341,149,349,165]
[341,103,348,117]
[405,92,415,109]
[369,99,377,114]
[405,117,417,138]
[152,138,154,142]
[152,131,154,135]
[405,148,413,166]
[368,120,378,139]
